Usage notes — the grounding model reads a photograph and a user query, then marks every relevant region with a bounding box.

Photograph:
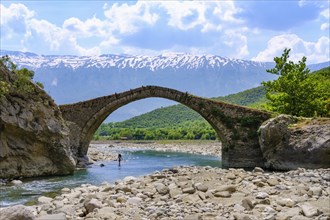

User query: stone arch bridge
[60,86,271,168]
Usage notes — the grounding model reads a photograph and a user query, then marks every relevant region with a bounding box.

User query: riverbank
[88,140,221,162]
[1,166,329,220]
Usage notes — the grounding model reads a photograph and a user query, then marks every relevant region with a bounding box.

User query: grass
[289,117,330,129]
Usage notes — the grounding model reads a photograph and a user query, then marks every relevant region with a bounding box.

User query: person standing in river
[118,154,122,166]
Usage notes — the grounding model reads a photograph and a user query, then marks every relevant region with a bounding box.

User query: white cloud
[159,1,207,30]
[1,1,327,63]
[159,1,241,31]
[27,18,63,50]
[23,18,100,55]
[0,3,34,25]
[321,8,330,19]
[62,16,108,37]
[0,3,34,39]
[97,1,248,57]
[100,36,120,49]
[0,1,247,57]
[1,3,103,55]
[320,9,329,30]
[223,27,249,58]
[321,23,329,30]
[212,1,242,23]
[103,2,159,34]
[51,78,57,86]
[253,34,330,64]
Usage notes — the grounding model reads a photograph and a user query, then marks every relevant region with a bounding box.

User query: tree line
[94,120,217,141]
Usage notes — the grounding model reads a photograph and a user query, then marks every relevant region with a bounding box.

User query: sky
[1,0,329,64]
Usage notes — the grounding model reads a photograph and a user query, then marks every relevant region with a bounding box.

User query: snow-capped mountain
[1,50,329,121]
[2,50,271,71]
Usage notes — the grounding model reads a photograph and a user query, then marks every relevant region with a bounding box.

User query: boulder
[84,198,103,214]
[259,114,330,170]
[155,183,169,195]
[37,196,53,204]
[0,205,36,220]
[300,203,319,217]
[0,65,76,179]
[37,213,66,220]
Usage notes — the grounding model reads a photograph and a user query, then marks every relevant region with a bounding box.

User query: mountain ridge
[1,50,272,71]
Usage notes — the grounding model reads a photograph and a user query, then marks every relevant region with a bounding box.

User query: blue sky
[1,0,329,64]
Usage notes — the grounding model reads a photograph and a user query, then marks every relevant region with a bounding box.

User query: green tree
[262,48,324,117]
[0,55,44,95]
[305,67,330,117]
[0,80,10,97]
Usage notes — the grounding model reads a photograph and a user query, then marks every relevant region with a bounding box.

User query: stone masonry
[60,86,271,168]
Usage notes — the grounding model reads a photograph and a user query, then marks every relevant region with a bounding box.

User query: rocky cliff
[0,65,76,179]
[259,114,330,170]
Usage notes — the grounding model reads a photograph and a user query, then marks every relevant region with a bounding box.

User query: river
[0,145,221,207]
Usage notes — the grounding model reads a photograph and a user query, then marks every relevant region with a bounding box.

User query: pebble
[276,198,295,207]
[256,192,269,199]
[11,180,23,185]
[182,187,195,194]
[214,191,231,198]
[242,198,254,210]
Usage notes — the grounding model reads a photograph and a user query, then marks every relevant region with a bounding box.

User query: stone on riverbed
[215,185,236,193]
[155,183,169,195]
[0,205,36,220]
[299,203,319,217]
[37,196,53,204]
[84,198,103,214]
[37,213,66,220]
[11,180,23,185]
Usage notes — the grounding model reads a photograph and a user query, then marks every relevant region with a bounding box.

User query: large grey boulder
[0,205,36,220]
[0,65,76,179]
[259,114,330,170]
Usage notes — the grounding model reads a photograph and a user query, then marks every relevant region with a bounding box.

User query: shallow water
[0,145,221,207]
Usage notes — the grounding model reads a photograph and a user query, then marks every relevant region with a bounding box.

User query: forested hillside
[94,86,267,140]
[214,86,267,108]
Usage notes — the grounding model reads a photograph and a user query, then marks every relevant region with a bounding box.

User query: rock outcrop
[259,114,330,170]
[0,65,76,179]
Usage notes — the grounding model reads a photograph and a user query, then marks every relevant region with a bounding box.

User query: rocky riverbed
[88,141,222,162]
[1,165,329,220]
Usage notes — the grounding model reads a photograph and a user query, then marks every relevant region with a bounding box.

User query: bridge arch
[60,86,271,168]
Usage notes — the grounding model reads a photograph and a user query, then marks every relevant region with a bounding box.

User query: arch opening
[93,97,221,142]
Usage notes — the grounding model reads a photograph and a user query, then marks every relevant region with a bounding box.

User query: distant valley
[1,50,329,122]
